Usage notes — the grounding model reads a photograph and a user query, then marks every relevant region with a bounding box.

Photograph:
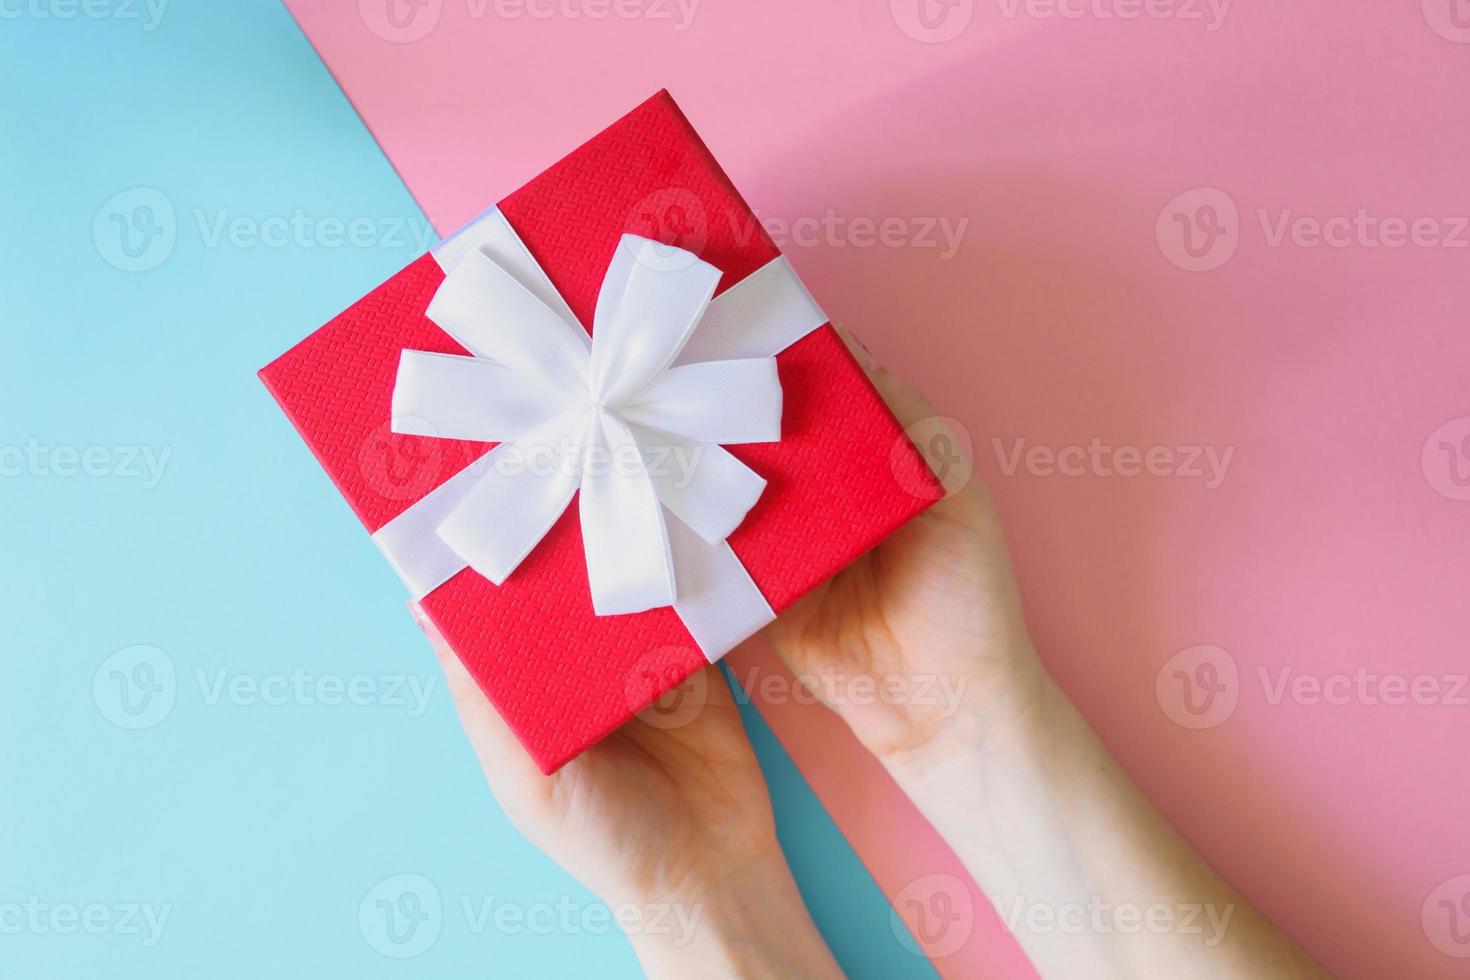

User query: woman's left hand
[412,602,842,978]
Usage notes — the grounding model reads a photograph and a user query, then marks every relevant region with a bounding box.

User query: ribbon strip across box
[260,90,942,773]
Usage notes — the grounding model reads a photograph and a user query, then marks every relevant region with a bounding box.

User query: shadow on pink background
[286,0,1470,975]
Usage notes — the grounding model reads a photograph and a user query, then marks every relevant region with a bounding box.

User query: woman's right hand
[763,329,1042,767]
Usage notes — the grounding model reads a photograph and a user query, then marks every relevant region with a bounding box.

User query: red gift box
[260,90,941,772]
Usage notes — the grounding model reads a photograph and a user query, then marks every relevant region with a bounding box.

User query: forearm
[625,849,843,980]
[884,658,1325,979]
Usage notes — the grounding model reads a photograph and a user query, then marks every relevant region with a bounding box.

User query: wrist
[624,847,842,980]
[876,641,1056,780]
[870,662,1074,917]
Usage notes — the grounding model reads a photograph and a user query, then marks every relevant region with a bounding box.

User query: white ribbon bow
[374,210,827,659]
[392,234,784,617]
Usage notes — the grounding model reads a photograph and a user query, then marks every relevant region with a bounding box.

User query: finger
[410,601,549,799]
[619,664,760,778]
[836,325,937,428]
[836,325,979,502]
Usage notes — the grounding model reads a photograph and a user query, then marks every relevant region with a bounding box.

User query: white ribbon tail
[392,349,570,442]
[578,412,676,616]
[425,249,591,397]
[666,513,775,661]
[673,256,827,365]
[632,428,767,544]
[371,462,485,601]
[619,358,782,445]
[434,413,586,587]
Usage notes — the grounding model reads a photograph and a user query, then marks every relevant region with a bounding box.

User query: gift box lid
[260,90,942,772]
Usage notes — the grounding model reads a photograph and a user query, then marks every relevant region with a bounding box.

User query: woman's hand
[763,329,1041,766]
[413,605,842,979]
[767,330,1326,979]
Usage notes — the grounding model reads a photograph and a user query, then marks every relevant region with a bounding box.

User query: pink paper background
[286,1,1470,975]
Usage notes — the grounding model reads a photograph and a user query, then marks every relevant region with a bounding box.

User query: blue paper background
[0,2,937,976]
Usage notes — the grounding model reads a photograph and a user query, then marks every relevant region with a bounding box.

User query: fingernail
[407,600,429,634]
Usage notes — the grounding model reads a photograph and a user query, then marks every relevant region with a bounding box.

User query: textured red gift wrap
[260,90,943,772]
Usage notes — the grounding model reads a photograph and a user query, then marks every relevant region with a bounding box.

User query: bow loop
[589,235,723,406]
[620,359,782,445]
[425,248,591,398]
